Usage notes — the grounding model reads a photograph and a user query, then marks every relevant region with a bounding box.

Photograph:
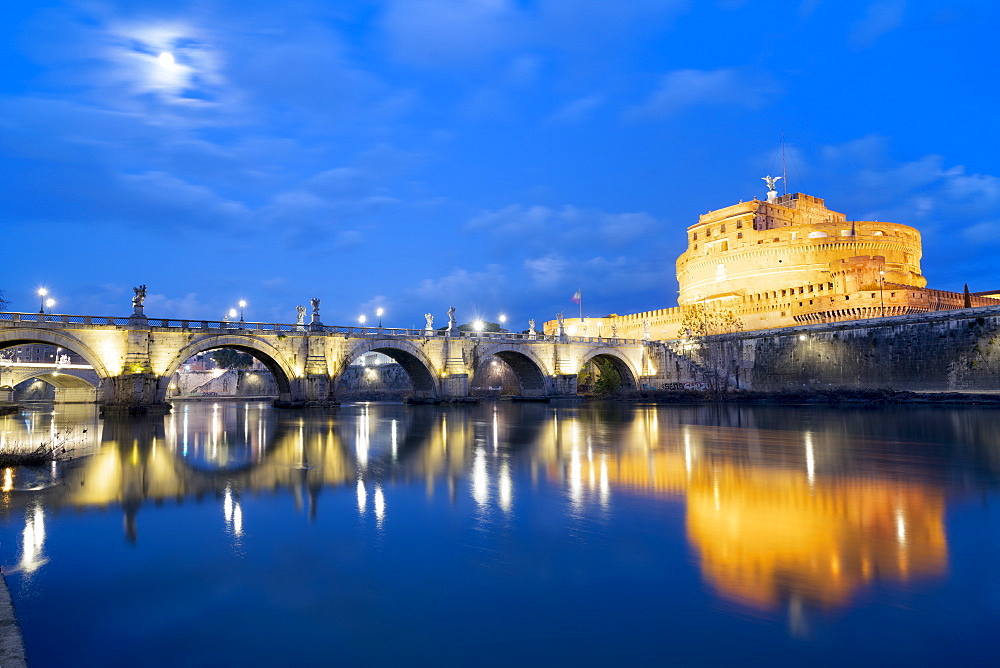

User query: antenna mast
[781,131,787,195]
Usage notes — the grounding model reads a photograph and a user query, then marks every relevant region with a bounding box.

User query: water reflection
[3,400,998,621]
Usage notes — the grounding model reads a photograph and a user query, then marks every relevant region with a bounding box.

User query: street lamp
[376,307,384,328]
[228,308,238,322]
[359,314,367,328]
[45,298,55,314]
[37,288,48,313]
[473,320,484,336]
[498,314,507,332]
[238,300,247,322]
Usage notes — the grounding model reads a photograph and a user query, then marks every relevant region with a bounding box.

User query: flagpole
[579,290,583,321]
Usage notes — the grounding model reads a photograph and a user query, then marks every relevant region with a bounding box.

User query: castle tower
[676,192,927,308]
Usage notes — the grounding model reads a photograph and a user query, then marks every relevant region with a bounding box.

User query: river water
[2,400,1000,666]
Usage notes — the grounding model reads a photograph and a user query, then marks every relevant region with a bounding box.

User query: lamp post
[473,320,484,337]
[238,300,247,322]
[359,314,367,330]
[45,298,55,316]
[37,288,48,313]
[376,307,384,328]
[498,314,507,333]
[228,308,238,327]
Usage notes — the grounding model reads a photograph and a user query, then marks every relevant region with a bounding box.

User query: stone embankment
[659,304,1000,392]
[0,572,27,668]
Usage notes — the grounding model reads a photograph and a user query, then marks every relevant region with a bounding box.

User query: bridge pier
[548,374,578,396]
[101,373,171,415]
[439,374,468,398]
[289,374,338,407]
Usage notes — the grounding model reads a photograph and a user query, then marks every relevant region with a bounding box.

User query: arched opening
[1,339,105,403]
[471,350,548,397]
[161,337,297,404]
[338,343,438,400]
[578,352,639,395]
[11,372,99,403]
[167,348,280,402]
[336,351,414,401]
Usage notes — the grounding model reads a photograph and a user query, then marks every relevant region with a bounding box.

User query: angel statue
[310,297,321,315]
[424,313,434,331]
[132,285,147,308]
[762,175,782,192]
[296,305,306,325]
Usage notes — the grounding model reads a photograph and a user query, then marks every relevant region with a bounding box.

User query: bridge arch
[475,343,552,396]
[160,335,298,403]
[339,339,439,397]
[0,329,113,378]
[578,348,640,392]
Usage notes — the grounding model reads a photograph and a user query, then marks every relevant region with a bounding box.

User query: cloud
[524,254,569,287]
[962,221,1000,246]
[466,204,659,252]
[548,95,604,123]
[138,292,214,320]
[410,265,508,304]
[628,68,780,119]
[382,0,520,67]
[381,0,690,67]
[849,0,906,49]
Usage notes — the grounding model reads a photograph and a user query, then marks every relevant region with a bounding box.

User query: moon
[157,52,175,67]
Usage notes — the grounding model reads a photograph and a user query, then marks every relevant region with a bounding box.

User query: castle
[547,187,1000,340]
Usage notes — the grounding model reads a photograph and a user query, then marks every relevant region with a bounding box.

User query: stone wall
[688,304,1000,391]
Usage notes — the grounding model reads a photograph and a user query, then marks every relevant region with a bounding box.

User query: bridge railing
[0,313,131,326]
[0,312,646,345]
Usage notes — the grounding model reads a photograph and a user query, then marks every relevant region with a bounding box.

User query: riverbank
[0,572,27,668]
[0,403,18,416]
[613,388,1000,405]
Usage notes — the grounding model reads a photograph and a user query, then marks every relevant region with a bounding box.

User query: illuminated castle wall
[547,191,999,340]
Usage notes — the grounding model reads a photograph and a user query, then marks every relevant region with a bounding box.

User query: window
[737,232,743,239]
[737,220,743,229]
[721,224,726,233]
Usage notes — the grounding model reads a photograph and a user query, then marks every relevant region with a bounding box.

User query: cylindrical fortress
[676,193,926,305]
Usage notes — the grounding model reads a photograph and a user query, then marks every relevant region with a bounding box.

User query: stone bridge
[0,309,658,411]
[0,361,101,403]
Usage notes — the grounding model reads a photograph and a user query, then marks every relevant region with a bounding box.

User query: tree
[678,304,745,395]
[212,349,254,369]
[0,290,8,311]
[592,357,622,395]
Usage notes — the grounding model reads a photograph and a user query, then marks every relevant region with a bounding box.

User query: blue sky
[2,0,997,328]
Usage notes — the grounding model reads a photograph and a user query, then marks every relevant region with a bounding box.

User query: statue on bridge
[310,298,321,316]
[528,318,536,339]
[556,312,565,337]
[446,306,456,334]
[424,313,434,332]
[296,305,306,325]
[132,285,147,309]
[643,319,651,340]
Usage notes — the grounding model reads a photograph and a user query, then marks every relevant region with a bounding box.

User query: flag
[570,290,582,304]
